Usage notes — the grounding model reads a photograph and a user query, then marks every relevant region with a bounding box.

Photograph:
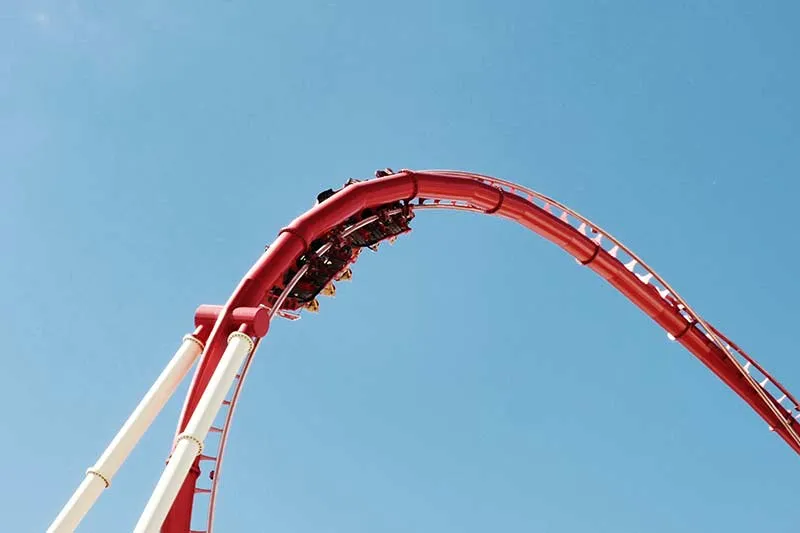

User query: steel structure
[47,170,800,532]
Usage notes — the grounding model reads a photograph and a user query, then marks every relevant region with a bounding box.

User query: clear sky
[2,1,799,532]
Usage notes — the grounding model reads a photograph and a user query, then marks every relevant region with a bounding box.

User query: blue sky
[2,1,799,531]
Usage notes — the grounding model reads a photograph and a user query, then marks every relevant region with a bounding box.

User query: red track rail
[162,170,800,533]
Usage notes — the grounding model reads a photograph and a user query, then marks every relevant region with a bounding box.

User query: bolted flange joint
[175,433,204,455]
[86,468,111,488]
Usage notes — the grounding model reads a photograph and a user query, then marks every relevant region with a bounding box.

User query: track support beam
[47,332,206,533]
[133,329,255,533]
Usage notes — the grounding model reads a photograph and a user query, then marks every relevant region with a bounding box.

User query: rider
[317,171,395,205]
[315,188,336,205]
[315,178,362,206]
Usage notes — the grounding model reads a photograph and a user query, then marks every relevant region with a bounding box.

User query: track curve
[163,170,800,533]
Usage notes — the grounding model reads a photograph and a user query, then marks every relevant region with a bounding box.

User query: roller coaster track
[71,170,800,532]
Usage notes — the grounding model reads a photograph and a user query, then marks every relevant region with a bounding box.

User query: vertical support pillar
[47,332,206,533]
[133,330,255,533]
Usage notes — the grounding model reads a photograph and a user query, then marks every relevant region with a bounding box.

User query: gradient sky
[2,1,799,532]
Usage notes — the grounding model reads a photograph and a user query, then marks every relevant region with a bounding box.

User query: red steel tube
[161,170,798,532]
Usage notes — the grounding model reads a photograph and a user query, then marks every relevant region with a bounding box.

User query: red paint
[193,305,225,328]
[194,305,269,338]
[161,170,798,532]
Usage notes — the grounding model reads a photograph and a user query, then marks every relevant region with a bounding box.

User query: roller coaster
[47,169,799,532]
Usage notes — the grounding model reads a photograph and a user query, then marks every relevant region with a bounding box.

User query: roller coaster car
[264,241,358,311]
[314,175,415,249]
[266,175,415,313]
[345,203,414,248]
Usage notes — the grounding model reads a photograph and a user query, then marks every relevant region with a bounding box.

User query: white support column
[48,334,205,533]
[133,331,254,533]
